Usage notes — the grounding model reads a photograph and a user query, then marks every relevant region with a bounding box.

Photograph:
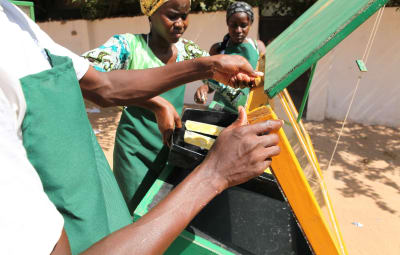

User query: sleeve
[0,68,64,255]
[205,79,242,100]
[178,39,211,85]
[178,39,209,61]
[3,1,89,80]
[82,35,132,72]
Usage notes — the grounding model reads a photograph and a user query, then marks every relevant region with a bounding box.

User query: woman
[195,1,265,113]
[83,0,208,214]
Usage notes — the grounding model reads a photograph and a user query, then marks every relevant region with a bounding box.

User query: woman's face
[227,12,252,44]
[150,0,190,44]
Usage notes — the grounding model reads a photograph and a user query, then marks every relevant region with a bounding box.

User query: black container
[149,169,313,255]
[163,108,312,254]
[168,108,238,170]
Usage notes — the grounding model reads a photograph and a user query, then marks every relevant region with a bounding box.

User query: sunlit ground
[304,120,400,255]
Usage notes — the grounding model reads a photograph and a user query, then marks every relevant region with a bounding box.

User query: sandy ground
[86,101,400,255]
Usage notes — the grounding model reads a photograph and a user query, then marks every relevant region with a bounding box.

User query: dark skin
[195,12,266,104]
[49,2,274,254]
[52,107,282,255]
[143,0,190,145]
[148,0,190,63]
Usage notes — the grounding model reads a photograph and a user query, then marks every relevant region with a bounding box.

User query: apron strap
[44,49,54,68]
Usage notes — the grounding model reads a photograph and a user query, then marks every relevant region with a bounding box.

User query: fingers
[255,71,264,77]
[246,144,280,178]
[258,132,279,148]
[228,106,248,129]
[235,56,265,80]
[162,129,173,147]
[263,144,281,159]
[200,93,207,104]
[194,90,207,104]
[229,73,262,89]
[244,120,283,136]
[175,115,182,129]
[251,145,280,168]
[194,91,201,104]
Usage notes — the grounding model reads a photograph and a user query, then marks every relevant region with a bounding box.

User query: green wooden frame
[264,0,388,98]
[10,1,35,21]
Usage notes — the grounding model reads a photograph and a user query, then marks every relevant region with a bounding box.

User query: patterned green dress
[83,34,208,213]
[207,38,260,113]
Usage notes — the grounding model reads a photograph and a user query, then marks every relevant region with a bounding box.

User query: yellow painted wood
[277,91,347,253]
[247,105,346,254]
[185,120,225,136]
[246,54,272,113]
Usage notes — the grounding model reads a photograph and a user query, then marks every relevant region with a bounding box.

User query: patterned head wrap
[140,0,191,16]
[140,0,169,16]
[226,1,254,23]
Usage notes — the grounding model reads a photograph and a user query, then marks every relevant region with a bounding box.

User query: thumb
[229,106,248,129]
[237,56,264,78]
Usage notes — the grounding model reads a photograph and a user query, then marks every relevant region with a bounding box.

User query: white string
[326,6,385,173]
[361,7,382,61]
[365,7,385,64]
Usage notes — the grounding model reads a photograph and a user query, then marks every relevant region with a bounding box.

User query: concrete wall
[307,8,400,128]
[38,9,259,106]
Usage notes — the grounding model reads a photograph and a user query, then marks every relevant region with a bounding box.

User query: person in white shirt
[0,68,64,255]
[0,1,282,254]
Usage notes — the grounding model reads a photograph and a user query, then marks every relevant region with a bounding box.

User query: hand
[194,84,209,104]
[153,99,182,146]
[211,55,264,89]
[202,106,282,192]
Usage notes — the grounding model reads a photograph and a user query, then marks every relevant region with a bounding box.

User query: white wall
[38,9,259,106]
[307,8,400,128]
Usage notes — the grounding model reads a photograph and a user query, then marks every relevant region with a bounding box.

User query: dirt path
[86,102,400,255]
[304,120,400,255]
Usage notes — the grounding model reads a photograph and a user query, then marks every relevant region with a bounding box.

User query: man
[0,1,281,254]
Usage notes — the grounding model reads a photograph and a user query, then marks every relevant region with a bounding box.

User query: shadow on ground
[304,119,400,215]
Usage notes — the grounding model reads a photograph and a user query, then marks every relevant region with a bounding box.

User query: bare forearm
[80,58,214,107]
[82,163,221,255]
[80,54,259,107]
[129,96,166,112]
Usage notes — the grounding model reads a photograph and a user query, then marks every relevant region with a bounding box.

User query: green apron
[209,39,259,113]
[20,50,132,255]
[113,34,184,214]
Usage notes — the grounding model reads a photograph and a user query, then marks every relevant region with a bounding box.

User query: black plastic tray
[168,108,238,170]
[149,170,312,255]
[163,109,312,254]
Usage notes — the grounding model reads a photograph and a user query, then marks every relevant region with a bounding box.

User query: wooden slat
[264,0,388,97]
[247,104,347,254]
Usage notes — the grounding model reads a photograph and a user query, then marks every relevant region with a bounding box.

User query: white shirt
[0,67,65,255]
[0,1,90,254]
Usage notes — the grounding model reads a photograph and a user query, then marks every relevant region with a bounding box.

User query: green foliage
[33,0,400,21]
[191,0,259,12]
[387,0,400,6]
[76,0,108,20]
[71,0,261,19]
[262,0,316,17]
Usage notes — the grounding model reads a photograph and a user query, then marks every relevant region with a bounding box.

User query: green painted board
[264,0,388,98]
[10,1,35,21]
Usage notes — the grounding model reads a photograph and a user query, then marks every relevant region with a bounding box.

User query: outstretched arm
[79,54,261,107]
[81,107,281,255]
[53,107,282,255]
